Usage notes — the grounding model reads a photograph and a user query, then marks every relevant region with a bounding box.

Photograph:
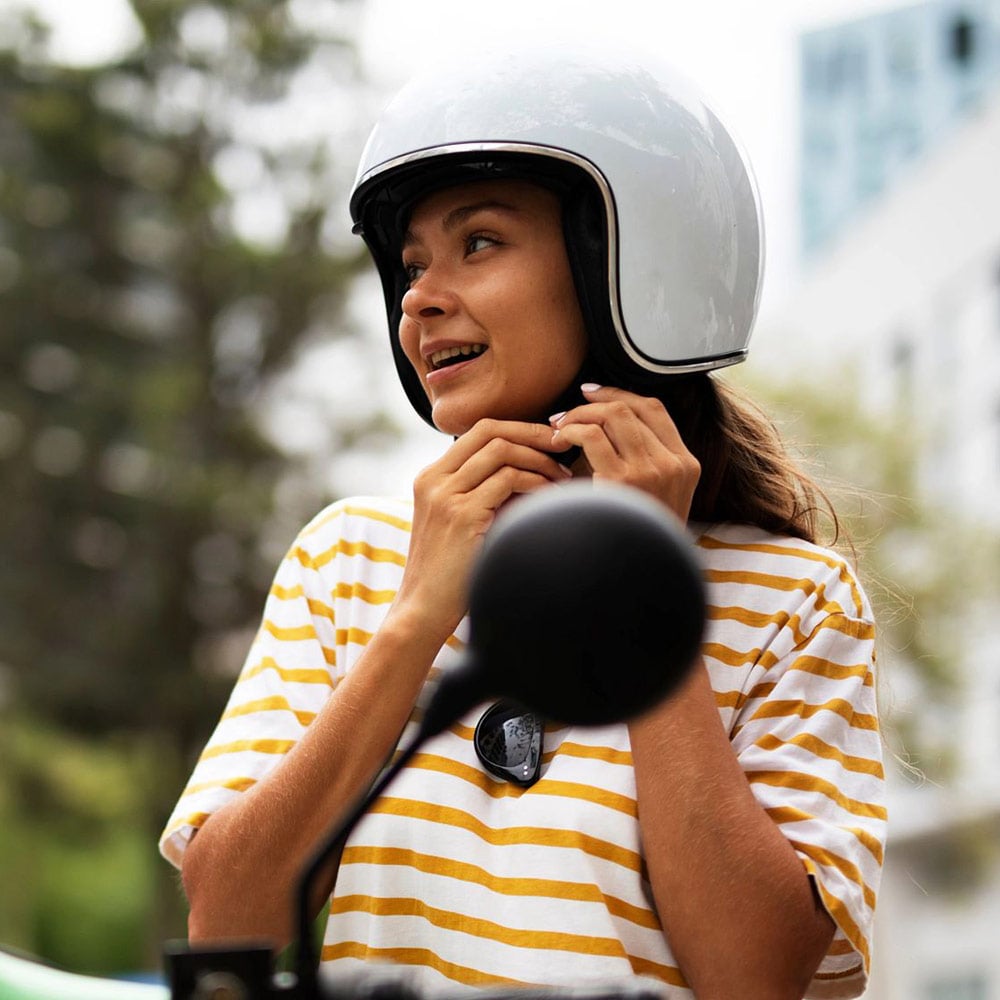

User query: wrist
[381,594,460,662]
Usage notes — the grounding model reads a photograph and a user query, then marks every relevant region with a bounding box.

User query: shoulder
[692,521,873,624]
[292,495,414,552]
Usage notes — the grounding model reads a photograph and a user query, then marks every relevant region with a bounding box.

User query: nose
[400,274,455,321]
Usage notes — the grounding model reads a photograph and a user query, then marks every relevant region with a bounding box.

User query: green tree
[0,0,388,974]
[738,367,1000,777]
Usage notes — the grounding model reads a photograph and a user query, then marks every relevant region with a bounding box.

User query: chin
[430,401,478,437]
[431,396,549,438]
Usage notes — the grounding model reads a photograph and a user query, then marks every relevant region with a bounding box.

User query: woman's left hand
[550,383,700,522]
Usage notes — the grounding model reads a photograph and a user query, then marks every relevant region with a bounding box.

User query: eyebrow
[402,199,520,248]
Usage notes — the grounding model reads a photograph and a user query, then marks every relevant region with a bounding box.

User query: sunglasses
[473,700,545,788]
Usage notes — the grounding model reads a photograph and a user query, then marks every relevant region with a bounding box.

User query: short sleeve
[730,603,885,999]
[158,518,343,868]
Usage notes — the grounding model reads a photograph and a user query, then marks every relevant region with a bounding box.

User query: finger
[438,418,572,474]
[465,465,565,514]
[453,437,574,494]
[550,420,622,473]
[552,397,659,465]
[555,383,688,456]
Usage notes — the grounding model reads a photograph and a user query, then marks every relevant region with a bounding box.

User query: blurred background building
[758,1,1000,996]
[799,0,1000,257]
[1,0,999,993]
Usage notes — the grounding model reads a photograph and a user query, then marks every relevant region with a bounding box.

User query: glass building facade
[800,0,1000,255]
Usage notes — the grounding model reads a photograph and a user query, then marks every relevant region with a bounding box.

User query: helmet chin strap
[536,355,610,466]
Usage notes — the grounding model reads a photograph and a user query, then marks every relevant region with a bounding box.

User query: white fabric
[160,496,885,999]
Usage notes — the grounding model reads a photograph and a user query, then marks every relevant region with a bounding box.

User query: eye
[403,260,425,284]
[465,233,499,256]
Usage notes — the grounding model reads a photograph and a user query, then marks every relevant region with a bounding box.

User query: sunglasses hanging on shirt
[473,700,545,788]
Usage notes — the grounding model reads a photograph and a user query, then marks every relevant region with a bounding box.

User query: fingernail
[558,464,574,478]
[580,382,602,393]
[549,411,566,424]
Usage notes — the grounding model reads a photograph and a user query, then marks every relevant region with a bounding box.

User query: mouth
[427,344,487,372]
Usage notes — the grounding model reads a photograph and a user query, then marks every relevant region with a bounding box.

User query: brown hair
[658,374,839,546]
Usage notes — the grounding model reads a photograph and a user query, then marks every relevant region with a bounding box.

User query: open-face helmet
[350,41,765,429]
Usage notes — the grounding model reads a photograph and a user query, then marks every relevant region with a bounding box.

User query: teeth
[428,344,486,370]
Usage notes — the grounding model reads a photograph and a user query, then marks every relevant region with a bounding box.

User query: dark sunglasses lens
[480,714,536,765]
[475,702,543,786]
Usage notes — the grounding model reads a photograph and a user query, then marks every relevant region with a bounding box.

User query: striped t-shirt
[160,496,885,999]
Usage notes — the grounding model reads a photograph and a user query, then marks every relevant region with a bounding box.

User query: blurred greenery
[739,367,1000,779]
[0,0,387,978]
[1,0,996,984]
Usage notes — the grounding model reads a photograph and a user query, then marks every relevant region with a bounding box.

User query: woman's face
[398,179,588,436]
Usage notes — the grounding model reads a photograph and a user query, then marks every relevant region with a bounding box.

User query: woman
[160,43,885,1000]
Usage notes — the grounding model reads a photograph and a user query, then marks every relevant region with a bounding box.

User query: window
[948,15,977,68]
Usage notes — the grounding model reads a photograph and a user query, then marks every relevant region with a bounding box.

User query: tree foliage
[0,0,383,972]
[737,367,1000,777]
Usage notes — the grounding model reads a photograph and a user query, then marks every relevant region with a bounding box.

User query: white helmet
[350,41,764,428]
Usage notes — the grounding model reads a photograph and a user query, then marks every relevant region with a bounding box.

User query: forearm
[629,664,834,999]
[182,601,447,949]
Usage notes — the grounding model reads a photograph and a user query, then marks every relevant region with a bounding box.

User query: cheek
[539,279,588,370]
[398,317,423,374]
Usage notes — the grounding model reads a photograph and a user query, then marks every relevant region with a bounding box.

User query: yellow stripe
[407,753,638,816]
[766,806,884,865]
[814,963,865,982]
[747,770,887,821]
[164,811,212,837]
[753,733,884,779]
[335,626,375,648]
[550,741,633,766]
[221,696,315,728]
[787,656,875,686]
[699,534,842,567]
[714,681,777,716]
[302,502,413,538]
[628,955,687,988]
[707,603,798,633]
[789,841,878,910]
[261,619,340,664]
[258,622,337,665]
[746,697,878,732]
[368,797,643,872]
[705,607,874,654]
[178,776,257,799]
[238,657,335,688]
[307,598,336,621]
[705,569,851,618]
[703,641,767,669]
[322,940,686,991]
[322,941,527,988]
[802,857,870,970]
[827,936,859,957]
[294,539,407,571]
[199,738,297,760]
[262,619,317,642]
[332,581,397,604]
[340,845,660,929]
[698,533,865,617]
[272,580,397,608]
[331,894,632,958]
[449,724,633,768]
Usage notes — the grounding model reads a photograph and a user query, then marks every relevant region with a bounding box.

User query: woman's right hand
[393,418,574,644]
